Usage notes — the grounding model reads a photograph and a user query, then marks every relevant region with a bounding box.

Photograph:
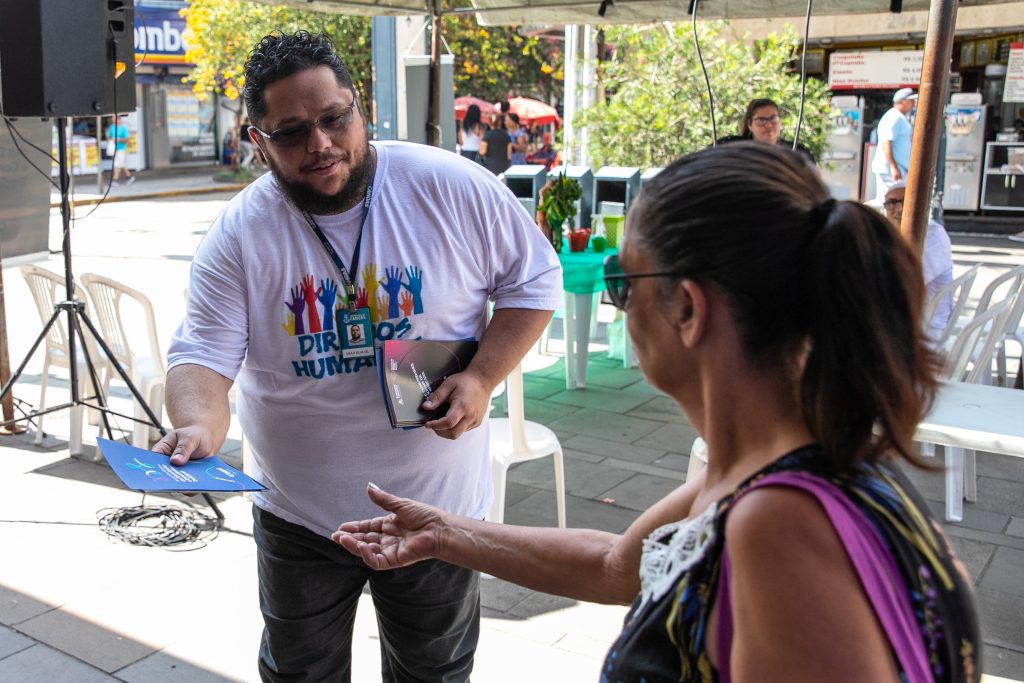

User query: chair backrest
[943,298,1013,383]
[973,264,1024,320]
[504,362,530,452]
[20,265,89,353]
[79,273,164,376]
[927,263,978,347]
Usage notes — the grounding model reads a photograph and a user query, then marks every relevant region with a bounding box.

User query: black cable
[793,0,813,150]
[691,0,717,145]
[97,497,220,551]
[73,22,121,223]
[2,116,60,189]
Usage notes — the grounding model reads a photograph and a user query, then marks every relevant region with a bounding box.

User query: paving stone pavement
[0,185,1021,680]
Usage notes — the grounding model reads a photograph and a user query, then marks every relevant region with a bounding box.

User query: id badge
[338,307,374,359]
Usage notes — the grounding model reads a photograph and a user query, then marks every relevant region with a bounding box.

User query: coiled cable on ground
[97,499,219,551]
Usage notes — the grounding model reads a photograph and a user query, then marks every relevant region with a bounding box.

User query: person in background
[506,113,528,165]
[884,181,953,342]
[525,132,557,170]
[238,116,256,167]
[335,142,980,683]
[106,114,135,185]
[872,88,917,201]
[480,114,512,176]
[719,98,815,165]
[458,104,485,163]
[157,31,560,682]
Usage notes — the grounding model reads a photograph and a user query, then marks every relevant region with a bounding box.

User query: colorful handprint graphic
[379,266,404,320]
[301,274,322,334]
[317,278,338,331]
[286,285,306,336]
[404,266,425,315]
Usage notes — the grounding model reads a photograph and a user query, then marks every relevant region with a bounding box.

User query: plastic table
[915,381,1024,521]
[558,245,616,389]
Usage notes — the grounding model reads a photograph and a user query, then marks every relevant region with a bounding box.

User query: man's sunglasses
[603,253,680,310]
[250,101,357,148]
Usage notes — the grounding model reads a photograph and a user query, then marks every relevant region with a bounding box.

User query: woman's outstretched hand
[332,485,444,571]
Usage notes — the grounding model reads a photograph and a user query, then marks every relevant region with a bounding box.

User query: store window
[166,86,218,163]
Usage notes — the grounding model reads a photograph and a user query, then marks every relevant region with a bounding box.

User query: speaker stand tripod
[0,117,223,526]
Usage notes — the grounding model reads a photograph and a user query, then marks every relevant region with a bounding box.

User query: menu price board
[828,51,923,90]
[1005,43,1024,103]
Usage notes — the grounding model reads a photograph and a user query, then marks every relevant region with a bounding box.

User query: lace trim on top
[638,502,718,608]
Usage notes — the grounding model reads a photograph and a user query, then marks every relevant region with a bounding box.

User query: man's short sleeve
[483,190,562,312]
[167,214,249,380]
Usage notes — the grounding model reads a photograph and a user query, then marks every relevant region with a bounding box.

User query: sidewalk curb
[51,183,250,208]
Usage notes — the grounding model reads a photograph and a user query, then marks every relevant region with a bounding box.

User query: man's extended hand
[152,425,219,466]
[332,485,443,571]
[422,370,491,440]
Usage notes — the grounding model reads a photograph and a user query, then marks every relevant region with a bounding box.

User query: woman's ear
[676,279,708,347]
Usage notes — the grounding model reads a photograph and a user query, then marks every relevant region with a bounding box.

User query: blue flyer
[98,438,268,492]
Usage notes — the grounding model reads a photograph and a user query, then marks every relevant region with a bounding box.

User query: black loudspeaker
[0,0,136,118]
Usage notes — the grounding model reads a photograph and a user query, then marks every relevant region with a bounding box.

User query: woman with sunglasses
[719,97,817,166]
[333,143,980,683]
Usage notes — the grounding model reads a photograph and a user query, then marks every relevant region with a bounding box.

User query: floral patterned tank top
[600,446,981,683]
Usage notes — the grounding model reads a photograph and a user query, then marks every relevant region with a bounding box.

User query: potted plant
[536,173,582,253]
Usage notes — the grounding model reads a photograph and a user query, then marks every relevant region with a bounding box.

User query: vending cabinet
[944,95,987,211]
[820,96,864,201]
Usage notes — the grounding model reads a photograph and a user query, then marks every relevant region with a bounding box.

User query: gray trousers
[253,505,480,682]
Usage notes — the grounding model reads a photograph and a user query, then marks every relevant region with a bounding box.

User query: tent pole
[901,0,957,253]
[427,0,442,147]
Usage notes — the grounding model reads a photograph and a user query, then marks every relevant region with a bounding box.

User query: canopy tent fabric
[264,0,1016,25]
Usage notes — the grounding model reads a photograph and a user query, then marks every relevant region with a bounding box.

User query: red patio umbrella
[508,97,562,128]
[454,96,499,121]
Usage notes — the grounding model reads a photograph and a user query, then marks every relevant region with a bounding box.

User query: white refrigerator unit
[819,96,864,201]
[943,93,987,211]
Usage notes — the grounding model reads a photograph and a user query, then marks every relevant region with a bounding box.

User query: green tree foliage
[578,22,833,168]
[443,14,562,103]
[181,0,371,119]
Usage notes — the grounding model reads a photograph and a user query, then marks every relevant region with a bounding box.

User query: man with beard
[155,31,560,682]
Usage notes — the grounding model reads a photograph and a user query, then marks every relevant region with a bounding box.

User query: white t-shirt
[169,141,561,536]
[923,219,953,338]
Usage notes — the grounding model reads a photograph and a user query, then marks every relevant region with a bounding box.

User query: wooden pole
[0,245,27,435]
[427,0,442,147]
[900,0,957,253]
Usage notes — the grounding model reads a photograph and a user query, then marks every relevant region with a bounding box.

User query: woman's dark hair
[740,98,779,137]
[463,104,482,132]
[243,31,355,126]
[631,142,940,472]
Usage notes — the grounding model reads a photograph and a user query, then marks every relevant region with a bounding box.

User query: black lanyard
[301,182,373,313]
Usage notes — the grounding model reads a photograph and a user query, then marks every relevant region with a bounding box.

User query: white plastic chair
[991,273,1024,388]
[933,297,1013,522]
[20,265,110,450]
[686,436,708,481]
[488,362,566,527]
[925,264,978,348]
[80,273,166,448]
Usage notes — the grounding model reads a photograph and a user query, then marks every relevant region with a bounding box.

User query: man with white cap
[872,87,918,201]
[883,180,952,342]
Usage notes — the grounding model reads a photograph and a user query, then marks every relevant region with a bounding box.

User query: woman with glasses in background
[333,143,980,683]
[721,97,817,166]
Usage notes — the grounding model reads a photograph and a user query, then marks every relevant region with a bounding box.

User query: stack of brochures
[377,339,478,428]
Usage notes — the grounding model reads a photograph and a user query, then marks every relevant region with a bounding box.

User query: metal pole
[427,0,442,147]
[56,118,80,406]
[900,0,957,253]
